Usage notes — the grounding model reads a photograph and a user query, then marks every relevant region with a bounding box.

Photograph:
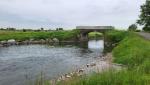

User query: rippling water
[0,40,104,85]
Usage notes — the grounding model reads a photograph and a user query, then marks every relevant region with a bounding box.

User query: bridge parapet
[76,26,114,30]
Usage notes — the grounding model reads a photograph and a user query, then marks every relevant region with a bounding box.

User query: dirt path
[137,32,150,40]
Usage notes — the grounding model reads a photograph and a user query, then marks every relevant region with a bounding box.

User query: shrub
[128,24,137,31]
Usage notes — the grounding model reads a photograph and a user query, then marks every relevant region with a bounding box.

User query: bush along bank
[54,31,150,85]
[0,30,80,46]
[104,30,129,52]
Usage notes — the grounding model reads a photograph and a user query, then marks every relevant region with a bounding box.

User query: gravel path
[137,32,150,40]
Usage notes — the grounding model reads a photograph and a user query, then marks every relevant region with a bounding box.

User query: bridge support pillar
[79,34,89,42]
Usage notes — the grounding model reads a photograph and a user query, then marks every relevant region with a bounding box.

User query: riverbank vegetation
[0,30,79,41]
[104,30,129,52]
[88,32,103,39]
[54,30,150,85]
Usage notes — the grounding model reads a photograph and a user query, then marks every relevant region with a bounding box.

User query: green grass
[56,70,149,85]
[0,30,79,41]
[104,30,129,52]
[113,33,150,69]
[105,30,129,44]
[54,31,150,85]
[88,32,103,39]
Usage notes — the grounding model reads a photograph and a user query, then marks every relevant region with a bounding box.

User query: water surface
[0,40,104,85]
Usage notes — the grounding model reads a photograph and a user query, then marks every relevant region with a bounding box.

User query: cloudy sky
[0,0,146,29]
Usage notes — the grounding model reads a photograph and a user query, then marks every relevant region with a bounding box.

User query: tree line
[128,0,150,32]
[0,27,64,32]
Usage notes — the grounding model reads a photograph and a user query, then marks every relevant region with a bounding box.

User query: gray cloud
[0,0,146,29]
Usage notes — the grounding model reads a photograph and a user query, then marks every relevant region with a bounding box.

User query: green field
[0,30,79,41]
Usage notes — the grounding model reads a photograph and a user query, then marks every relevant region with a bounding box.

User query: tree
[22,29,27,32]
[7,27,16,31]
[56,28,63,31]
[59,28,63,30]
[137,0,150,31]
[40,28,44,31]
[56,28,59,31]
[128,24,137,31]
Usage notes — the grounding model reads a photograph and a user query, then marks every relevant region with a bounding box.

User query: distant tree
[0,28,4,30]
[128,24,137,31]
[40,28,44,31]
[22,29,26,32]
[137,0,150,31]
[35,29,41,32]
[56,28,63,31]
[7,27,16,31]
[59,28,63,30]
[56,28,59,31]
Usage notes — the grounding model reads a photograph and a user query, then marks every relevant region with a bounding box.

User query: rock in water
[53,38,59,42]
[7,39,16,45]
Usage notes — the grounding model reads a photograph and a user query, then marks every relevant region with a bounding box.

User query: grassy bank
[88,32,103,39]
[0,30,79,41]
[113,33,150,70]
[104,30,129,52]
[57,70,149,85]
[54,31,150,85]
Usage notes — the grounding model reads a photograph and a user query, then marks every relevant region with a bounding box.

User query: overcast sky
[0,0,146,29]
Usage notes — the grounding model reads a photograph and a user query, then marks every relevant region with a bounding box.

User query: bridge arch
[76,26,114,41]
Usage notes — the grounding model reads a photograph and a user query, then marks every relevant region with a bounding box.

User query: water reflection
[88,40,104,50]
[0,40,103,85]
[88,40,104,58]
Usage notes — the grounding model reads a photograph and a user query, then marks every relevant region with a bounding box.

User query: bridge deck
[76,26,114,30]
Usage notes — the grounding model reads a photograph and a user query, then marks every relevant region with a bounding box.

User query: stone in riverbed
[65,74,71,78]
[0,40,8,46]
[22,40,30,44]
[46,38,53,43]
[0,40,7,44]
[78,69,85,73]
[29,38,34,41]
[53,38,59,42]
[0,44,3,47]
[86,64,90,67]
[7,39,16,45]
[90,62,96,67]
[40,39,46,44]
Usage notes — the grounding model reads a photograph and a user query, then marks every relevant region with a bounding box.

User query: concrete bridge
[76,26,114,41]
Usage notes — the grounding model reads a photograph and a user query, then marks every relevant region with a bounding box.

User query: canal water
[0,40,104,85]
